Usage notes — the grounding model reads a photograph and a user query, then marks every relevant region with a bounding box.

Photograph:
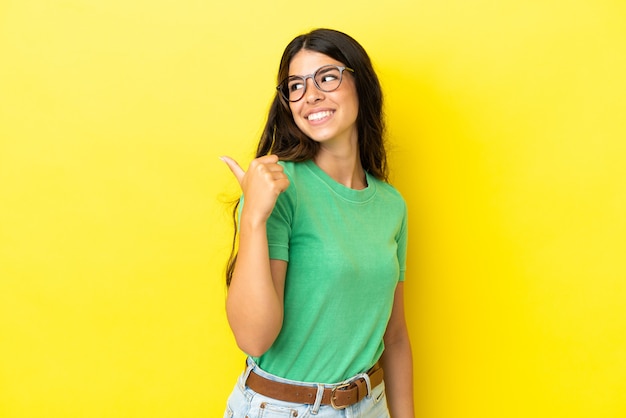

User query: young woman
[221,28,414,417]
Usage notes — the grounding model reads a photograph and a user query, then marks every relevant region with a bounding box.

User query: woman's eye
[288,81,304,92]
[320,75,338,83]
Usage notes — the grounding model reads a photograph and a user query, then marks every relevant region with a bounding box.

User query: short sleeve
[396,199,408,282]
[265,182,295,261]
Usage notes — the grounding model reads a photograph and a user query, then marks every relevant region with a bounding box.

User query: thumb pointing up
[220,156,246,185]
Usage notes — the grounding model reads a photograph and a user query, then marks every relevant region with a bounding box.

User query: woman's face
[287,50,359,148]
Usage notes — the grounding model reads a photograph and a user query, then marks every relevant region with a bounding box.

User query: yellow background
[1,0,625,417]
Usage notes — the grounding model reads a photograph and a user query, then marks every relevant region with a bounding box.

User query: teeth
[308,111,332,121]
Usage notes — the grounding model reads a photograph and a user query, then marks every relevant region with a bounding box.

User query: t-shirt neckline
[303,159,377,203]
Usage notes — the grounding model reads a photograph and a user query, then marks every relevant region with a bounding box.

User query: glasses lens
[284,77,305,102]
[314,66,342,92]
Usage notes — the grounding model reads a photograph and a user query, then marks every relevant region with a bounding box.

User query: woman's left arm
[380,282,415,417]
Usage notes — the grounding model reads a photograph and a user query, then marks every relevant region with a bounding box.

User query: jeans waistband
[241,357,384,410]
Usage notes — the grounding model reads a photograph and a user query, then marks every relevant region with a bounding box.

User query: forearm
[380,326,415,417]
[226,215,283,356]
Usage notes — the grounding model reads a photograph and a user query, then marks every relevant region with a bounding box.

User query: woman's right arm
[221,155,290,356]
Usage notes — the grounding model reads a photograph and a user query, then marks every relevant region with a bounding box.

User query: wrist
[239,208,268,231]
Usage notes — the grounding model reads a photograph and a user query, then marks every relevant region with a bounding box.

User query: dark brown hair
[226,28,387,285]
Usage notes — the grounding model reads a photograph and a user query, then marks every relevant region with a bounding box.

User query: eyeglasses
[277,64,354,102]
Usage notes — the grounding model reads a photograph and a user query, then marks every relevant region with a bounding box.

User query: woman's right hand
[220,154,290,224]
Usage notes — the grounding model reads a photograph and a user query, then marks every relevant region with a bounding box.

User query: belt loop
[359,372,373,398]
[241,358,255,390]
[311,384,324,414]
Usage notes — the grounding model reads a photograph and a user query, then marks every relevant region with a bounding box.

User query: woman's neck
[313,146,367,190]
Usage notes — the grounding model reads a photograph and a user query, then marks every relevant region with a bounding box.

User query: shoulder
[276,160,315,189]
[277,160,305,176]
[369,176,406,205]
[274,160,302,204]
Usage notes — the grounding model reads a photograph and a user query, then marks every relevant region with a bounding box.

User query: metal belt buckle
[330,382,352,410]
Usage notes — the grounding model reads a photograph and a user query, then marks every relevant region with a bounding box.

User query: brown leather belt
[245,363,384,410]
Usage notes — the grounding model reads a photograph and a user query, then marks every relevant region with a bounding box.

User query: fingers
[248,156,288,191]
[273,176,290,194]
[220,156,246,185]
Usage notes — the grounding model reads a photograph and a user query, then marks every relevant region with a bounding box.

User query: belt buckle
[330,382,352,410]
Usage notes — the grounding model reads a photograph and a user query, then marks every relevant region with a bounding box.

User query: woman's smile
[306,109,334,122]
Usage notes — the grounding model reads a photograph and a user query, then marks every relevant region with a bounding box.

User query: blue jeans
[224,358,390,417]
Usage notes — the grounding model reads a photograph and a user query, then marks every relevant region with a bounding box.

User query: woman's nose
[304,78,323,103]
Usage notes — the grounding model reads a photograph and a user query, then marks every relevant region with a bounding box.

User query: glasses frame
[276,64,355,103]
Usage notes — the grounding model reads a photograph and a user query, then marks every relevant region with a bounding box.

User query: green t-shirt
[248,160,408,383]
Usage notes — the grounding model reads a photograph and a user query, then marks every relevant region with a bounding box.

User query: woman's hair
[226,28,387,286]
